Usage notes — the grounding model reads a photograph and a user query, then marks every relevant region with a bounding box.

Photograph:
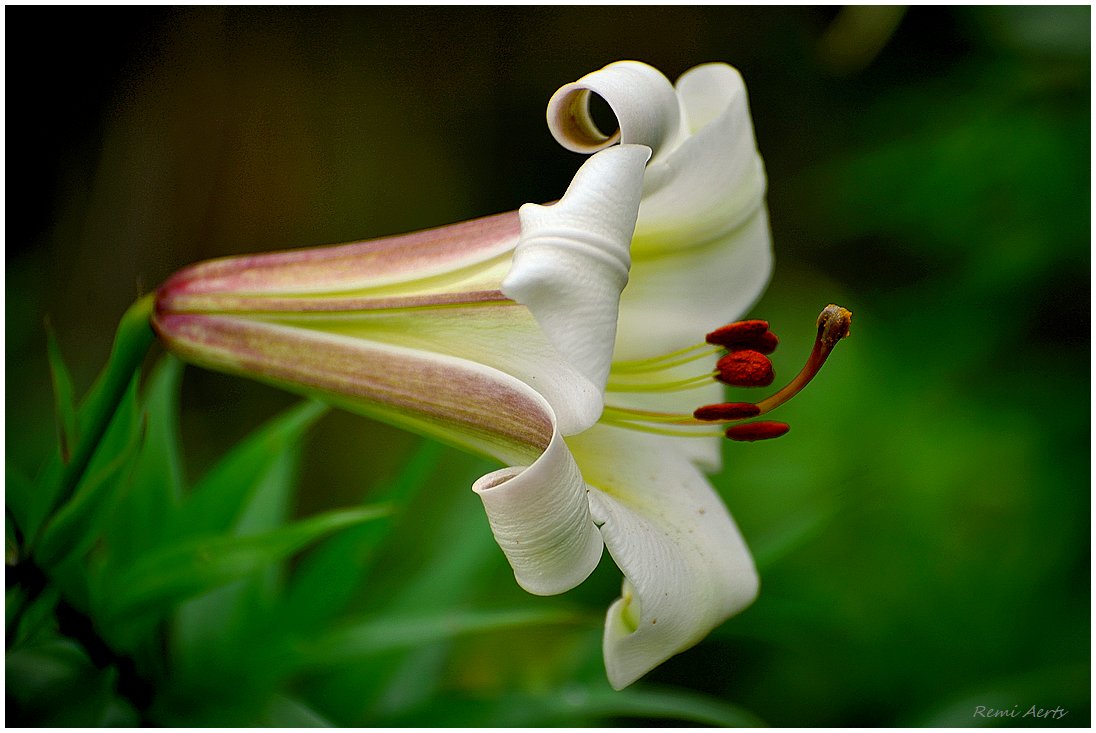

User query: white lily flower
[153,60,850,689]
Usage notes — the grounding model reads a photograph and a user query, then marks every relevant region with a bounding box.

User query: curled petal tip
[547,61,682,158]
[473,430,605,596]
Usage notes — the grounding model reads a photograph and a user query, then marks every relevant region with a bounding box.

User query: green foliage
[9,321,756,726]
[99,506,389,625]
[299,608,586,667]
[44,320,79,464]
[34,377,143,568]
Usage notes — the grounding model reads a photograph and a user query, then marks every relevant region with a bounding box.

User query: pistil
[751,304,852,415]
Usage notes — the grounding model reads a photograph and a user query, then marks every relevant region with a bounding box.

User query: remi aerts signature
[973,705,1069,721]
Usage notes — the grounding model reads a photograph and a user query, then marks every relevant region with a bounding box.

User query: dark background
[6,6,1090,726]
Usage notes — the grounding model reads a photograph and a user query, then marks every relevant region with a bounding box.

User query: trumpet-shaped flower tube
[152,61,826,690]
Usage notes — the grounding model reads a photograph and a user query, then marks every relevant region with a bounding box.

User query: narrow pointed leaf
[170,400,327,540]
[299,607,584,668]
[277,438,444,633]
[382,684,766,727]
[260,695,336,727]
[6,466,35,548]
[111,356,186,564]
[27,295,155,544]
[34,378,144,568]
[6,510,19,566]
[44,320,78,463]
[103,505,390,622]
[172,445,304,681]
[7,584,59,649]
[531,685,767,727]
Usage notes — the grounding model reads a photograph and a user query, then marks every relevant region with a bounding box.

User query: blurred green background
[6,6,1090,727]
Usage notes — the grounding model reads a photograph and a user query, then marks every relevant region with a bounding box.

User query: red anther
[693,402,761,421]
[750,330,780,355]
[706,320,768,347]
[706,321,779,354]
[725,421,790,442]
[715,350,774,387]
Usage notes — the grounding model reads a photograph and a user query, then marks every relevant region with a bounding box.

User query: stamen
[715,350,774,387]
[602,305,852,443]
[603,405,702,424]
[706,320,779,354]
[749,330,780,355]
[606,373,717,393]
[598,412,725,438]
[725,421,790,442]
[610,342,720,373]
[693,402,761,421]
[706,319,767,344]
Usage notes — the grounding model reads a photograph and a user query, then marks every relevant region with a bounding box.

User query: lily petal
[502,144,650,393]
[158,210,520,301]
[153,313,553,465]
[473,427,604,597]
[244,304,603,436]
[546,60,682,157]
[568,424,759,690]
[636,63,768,253]
[158,209,609,435]
[620,63,772,358]
[545,61,771,361]
[614,207,772,361]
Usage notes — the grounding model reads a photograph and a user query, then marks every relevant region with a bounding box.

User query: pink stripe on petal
[153,312,553,460]
[160,289,512,316]
[160,210,520,299]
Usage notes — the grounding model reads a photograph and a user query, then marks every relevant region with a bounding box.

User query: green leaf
[392,684,767,727]
[260,694,336,727]
[170,400,328,541]
[27,295,155,545]
[6,584,60,649]
[34,377,144,569]
[568,685,767,727]
[172,444,305,684]
[109,356,186,564]
[5,466,35,551]
[44,320,78,463]
[101,505,390,623]
[299,607,584,668]
[23,461,63,549]
[276,438,444,633]
[363,449,502,617]
[168,400,322,688]
[5,640,124,727]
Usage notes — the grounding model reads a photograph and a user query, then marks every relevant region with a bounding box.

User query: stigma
[602,304,852,442]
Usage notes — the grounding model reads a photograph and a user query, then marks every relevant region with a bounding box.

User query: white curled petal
[474,426,604,596]
[547,60,683,159]
[569,424,759,689]
[633,63,768,254]
[502,144,650,395]
[615,207,773,360]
